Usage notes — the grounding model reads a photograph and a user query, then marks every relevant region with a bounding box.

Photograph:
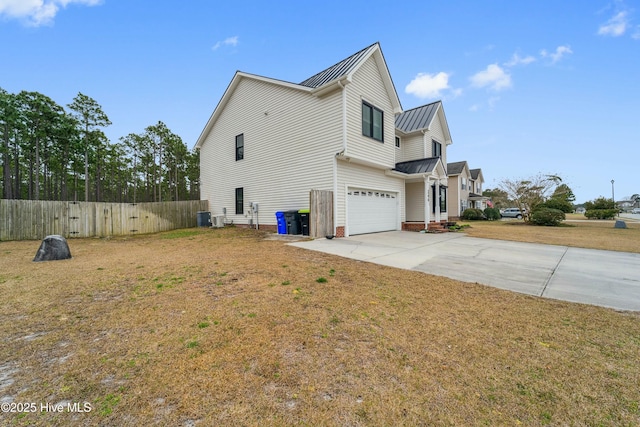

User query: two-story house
[447,162,489,218]
[195,42,452,237]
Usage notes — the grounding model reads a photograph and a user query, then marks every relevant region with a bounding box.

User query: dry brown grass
[1,227,639,426]
[462,218,640,253]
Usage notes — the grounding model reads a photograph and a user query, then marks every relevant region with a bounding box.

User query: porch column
[423,177,431,229]
[435,180,441,222]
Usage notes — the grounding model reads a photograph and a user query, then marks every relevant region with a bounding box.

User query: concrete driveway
[290,231,640,312]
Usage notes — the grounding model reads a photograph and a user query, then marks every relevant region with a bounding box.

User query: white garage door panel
[348,188,398,235]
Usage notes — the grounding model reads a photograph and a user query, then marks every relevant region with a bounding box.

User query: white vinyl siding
[405,182,425,222]
[396,133,424,163]
[345,57,396,167]
[427,112,448,165]
[199,77,342,226]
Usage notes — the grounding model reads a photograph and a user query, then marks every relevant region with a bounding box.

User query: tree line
[0,88,199,203]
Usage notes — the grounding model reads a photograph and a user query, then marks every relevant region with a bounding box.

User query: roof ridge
[299,42,379,88]
[401,100,441,113]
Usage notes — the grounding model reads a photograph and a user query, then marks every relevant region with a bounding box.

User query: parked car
[501,208,525,219]
[632,208,640,214]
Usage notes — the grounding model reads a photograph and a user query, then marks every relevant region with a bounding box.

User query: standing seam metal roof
[394,157,441,174]
[395,101,441,133]
[299,42,379,88]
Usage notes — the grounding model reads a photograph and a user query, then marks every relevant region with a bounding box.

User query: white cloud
[540,45,573,64]
[504,52,536,67]
[0,0,102,27]
[598,10,630,37]
[469,64,512,91]
[405,72,451,99]
[212,36,239,51]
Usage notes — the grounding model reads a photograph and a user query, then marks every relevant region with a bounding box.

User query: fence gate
[310,190,334,238]
[68,201,81,238]
[126,203,139,235]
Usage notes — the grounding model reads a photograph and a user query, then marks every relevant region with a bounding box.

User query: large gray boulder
[33,235,72,262]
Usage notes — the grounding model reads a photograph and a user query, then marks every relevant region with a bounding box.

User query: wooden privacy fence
[0,199,209,241]
[310,189,333,238]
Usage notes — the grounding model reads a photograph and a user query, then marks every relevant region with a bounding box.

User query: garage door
[347,188,398,235]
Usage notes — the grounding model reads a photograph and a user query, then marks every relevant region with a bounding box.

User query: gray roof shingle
[395,101,441,133]
[447,161,468,175]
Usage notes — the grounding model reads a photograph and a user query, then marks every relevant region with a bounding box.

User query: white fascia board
[436,102,453,145]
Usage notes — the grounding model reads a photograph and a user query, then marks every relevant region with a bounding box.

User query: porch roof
[394,157,440,174]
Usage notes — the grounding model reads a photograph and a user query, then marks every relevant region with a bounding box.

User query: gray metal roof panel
[299,43,378,88]
[394,157,440,174]
[395,101,441,133]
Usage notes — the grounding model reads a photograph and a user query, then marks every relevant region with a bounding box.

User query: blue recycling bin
[275,211,287,234]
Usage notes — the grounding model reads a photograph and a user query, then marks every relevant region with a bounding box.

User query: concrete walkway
[290,231,640,312]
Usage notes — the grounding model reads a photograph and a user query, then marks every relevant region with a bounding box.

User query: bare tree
[499,174,563,222]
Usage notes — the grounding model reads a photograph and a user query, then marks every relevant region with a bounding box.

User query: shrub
[584,209,617,220]
[461,208,485,220]
[584,197,615,211]
[483,207,501,221]
[530,208,565,226]
[540,198,574,213]
[461,208,484,221]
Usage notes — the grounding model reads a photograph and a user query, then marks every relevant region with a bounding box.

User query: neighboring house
[447,163,489,218]
[195,42,452,237]
[447,161,471,218]
[469,168,489,210]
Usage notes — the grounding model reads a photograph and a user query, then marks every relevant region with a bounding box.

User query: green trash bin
[298,209,310,236]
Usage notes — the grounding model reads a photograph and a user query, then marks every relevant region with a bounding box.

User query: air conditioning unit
[212,215,225,228]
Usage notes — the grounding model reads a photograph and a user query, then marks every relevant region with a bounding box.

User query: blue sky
[1,0,638,203]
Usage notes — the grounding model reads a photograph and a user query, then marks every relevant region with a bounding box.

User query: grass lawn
[1,227,639,426]
[462,216,640,253]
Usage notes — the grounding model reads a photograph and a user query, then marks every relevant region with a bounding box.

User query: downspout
[332,80,348,237]
[339,80,348,153]
[422,130,428,158]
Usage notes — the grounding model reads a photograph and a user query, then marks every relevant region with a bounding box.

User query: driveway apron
[290,231,640,311]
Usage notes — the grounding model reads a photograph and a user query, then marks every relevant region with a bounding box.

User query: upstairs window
[432,139,442,158]
[235,134,244,161]
[362,102,383,142]
[395,136,401,148]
